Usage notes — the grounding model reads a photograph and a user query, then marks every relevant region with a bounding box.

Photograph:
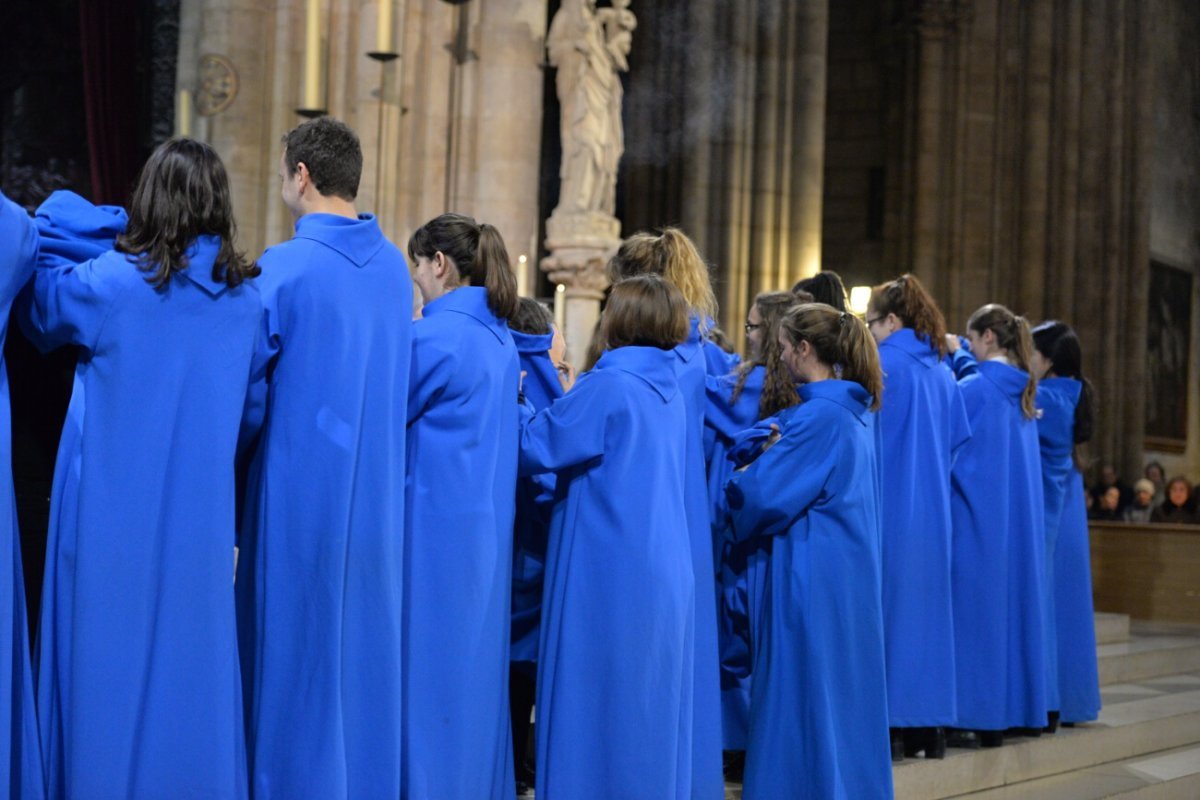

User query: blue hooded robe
[404,285,518,800]
[948,354,1048,730]
[704,367,767,750]
[21,207,261,798]
[1035,377,1100,723]
[876,328,971,727]
[235,212,412,798]
[0,192,45,799]
[509,329,562,668]
[677,318,726,798]
[727,380,892,800]
[518,345,694,799]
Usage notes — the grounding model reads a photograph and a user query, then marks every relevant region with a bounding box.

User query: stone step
[947,743,1200,799]
[1096,612,1132,645]
[1099,623,1200,686]
[892,674,1200,800]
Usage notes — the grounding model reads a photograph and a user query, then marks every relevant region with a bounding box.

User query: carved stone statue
[546,0,636,222]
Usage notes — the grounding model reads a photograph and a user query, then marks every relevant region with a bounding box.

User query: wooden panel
[1090,521,1200,623]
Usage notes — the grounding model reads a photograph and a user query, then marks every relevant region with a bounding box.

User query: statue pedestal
[541,211,622,369]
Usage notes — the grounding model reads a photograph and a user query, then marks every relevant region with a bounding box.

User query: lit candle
[554,284,566,331]
[517,255,529,297]
[376,0,394,54]
[849,286,872,316]
[304,0,322,110]
[176,89,193,138]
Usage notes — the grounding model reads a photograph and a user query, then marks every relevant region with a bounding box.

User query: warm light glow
[518,255,527,263]
[849,286,872,316]
[516,255,529,297]
[554,284,566,331]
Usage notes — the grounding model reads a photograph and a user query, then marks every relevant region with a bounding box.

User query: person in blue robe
[727,303,892,800]
[1030,321,1101,727]
[945,306,1048,743]
[867,274,971,759]
[607,227,725,796]
[518,275,694,799]
[405,212,520,800]
[20,140,262,799]
[0,191,46,799]
[704,290,800,752]
[234,118,412,798]
[506,297,566,792]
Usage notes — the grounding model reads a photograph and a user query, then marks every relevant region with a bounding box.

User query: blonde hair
[607,227,717,322]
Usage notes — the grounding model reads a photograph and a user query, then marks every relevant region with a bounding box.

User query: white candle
[376,0,394,54]
[554,284,566,331]
[517,255,529,297]
[304,0,322,109]
[176,89,193,137]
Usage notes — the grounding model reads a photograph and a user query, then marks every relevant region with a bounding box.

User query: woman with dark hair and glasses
[1031,320,1101,729]
[19,138,262,798]
[866,273,971,760]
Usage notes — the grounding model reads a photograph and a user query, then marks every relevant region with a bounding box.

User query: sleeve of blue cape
[728,417,780,468]
[948,345,979,381]
[517,373,608,476]
[0,194,36,299]
[948,369,972,462]
[407,336,460,425]
[238,298,281,456]
[726,413,838,540]
[31,190,127,270]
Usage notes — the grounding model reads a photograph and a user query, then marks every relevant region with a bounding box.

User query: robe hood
[798,379,873,425]
[595,345,679,403]
[422,285,509,344]
[176,234,233,296]
[510,328,554,357]
[880,327,941,368]
[977,360,1032,408]
[293,212,386,268]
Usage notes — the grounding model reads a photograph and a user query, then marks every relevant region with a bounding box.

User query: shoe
[979,730,1004,748]
[1044,710,1060,734]
[890,730,905,762]
[1005,726,1042,738]
[925,727,947,759]
[946,728,980,749]
[1062,721,1076,728]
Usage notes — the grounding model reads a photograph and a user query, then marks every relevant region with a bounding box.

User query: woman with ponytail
[867,273,971,760]
[1031,321,1101,728]
[607,228,725,796]
[726,304,892,799]
[944,305,1048,746]
[404,213,521,796]
[703,291,799,751]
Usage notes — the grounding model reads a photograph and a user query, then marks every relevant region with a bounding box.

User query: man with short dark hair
[236,116,411,798]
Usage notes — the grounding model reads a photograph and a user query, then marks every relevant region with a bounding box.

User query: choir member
[791,270,849,313]
[945,305,1048,745]
[705,291,799,752]
[235,117,412,797]
[607,228,724,797]
[507,297,567,792]
[21,139,261,798]
[1031,321,1101,727]
[867,274,971,759]
[518,274,694,798]
[0,190,44,799]
[726,303,892,799]
[405,212,520,799]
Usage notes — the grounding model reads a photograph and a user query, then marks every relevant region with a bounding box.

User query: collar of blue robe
[175,234,232,296]
[976,360,1031,407]
[1039,375,1082,405]
[797,379,873,424]
[422,285,509,343]
[879,327,939,367]
[510,328,554,356]
[675,315,703,364]
[594,345,679,403]
[293,212,386,267]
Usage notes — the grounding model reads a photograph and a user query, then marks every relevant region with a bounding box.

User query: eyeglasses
[744,322,762,334]
[865,316,884,327]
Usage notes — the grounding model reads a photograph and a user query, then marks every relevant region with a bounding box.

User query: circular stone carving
[195,54,238,117]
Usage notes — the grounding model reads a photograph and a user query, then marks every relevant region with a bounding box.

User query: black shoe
[946,728,980,749]
[890,729,905,762]
[1005,726,1043,738]
[925,727,947,759]
[723,750,746,782]
[979,730,1004,748]
[1062,721,1076,728]
[1044,710,1060,734]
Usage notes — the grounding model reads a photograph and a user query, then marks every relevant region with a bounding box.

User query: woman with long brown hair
[20,138,262,798]
[867,273,971,760]
[945,304,1048,746]
[726,304,891,798]
[404,212,522,797]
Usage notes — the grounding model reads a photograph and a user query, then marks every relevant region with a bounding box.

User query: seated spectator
[1122,479,1155,523]
[1144,461,1166,505]
[1088,485,1123,521]
[1150,477,1197,524]
[1091,462,1132,513]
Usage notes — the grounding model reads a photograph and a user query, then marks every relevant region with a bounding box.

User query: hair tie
[838,311,848,327]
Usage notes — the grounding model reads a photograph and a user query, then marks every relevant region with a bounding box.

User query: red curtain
[78,0,140,205]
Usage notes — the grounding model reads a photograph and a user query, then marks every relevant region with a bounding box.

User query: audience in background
[1150,477,1196,524]
[1090,463,1132,514]
[1123,479,1156,523]
[1144,461,1167,505]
